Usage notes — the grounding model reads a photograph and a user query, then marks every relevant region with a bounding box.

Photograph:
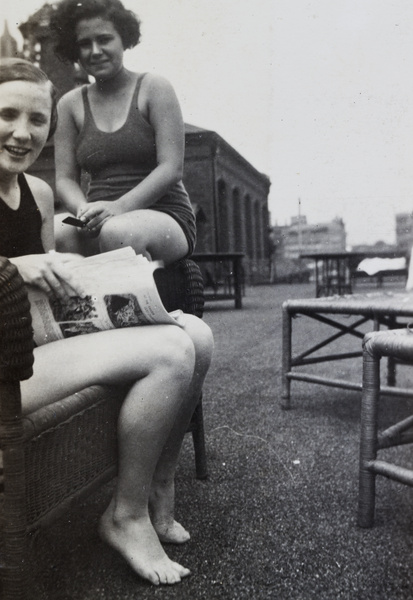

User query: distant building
[18,4,85,99]
[351,241,398,255]
[0,21,18,58]
[279,215,346,260]
[268,216,346,283]
[395,212,413,257]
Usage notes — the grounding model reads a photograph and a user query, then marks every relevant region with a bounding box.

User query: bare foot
[154,518,191,545]
[99,505,190,585]
[149,480,190,544]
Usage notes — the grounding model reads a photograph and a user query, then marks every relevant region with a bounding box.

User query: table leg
[386,315,396,386]
[233,258,243,309]
[281,304,292,409]
[358,348,380,528]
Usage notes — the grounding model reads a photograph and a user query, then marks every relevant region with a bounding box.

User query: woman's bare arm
[54,89,89,216]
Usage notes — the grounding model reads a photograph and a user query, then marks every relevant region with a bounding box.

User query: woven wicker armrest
[363,328,413,363]
[154,258,205,318]
[0,257,34,385]
[21,385,125,441]
[0,257,35,600]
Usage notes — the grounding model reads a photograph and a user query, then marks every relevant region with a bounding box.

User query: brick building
[395,212,413,257]
[184,125,271,281]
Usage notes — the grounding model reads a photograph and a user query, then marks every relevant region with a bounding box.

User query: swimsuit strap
[81,73,149,127]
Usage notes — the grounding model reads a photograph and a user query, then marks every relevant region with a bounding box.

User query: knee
[99,218,126,252]
[100,216,147,254]
[182,316,214,367]
[156,327,196,381]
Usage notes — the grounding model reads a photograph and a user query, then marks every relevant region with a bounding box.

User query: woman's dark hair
[0,58,57,140]
[51,0,141,63]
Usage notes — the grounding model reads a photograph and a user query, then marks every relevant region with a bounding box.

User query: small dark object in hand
[62,216,87,228]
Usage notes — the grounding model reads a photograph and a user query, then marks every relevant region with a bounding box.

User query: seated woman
[51,0,196,264]
[0,58,213,586]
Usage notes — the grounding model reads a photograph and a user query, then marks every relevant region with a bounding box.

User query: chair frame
[358,328,413,528]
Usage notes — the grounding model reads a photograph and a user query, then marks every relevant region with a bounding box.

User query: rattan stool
[358,328,413,528]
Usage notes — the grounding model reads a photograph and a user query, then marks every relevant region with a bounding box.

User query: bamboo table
[192,252,245,309]
[301,251,407,298]
[281,292,413,409]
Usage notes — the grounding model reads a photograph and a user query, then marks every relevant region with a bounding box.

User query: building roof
[184,123,211,134]
[184,123,270,187]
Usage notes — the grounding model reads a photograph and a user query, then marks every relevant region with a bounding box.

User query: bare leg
[54,212,99,257]
[149,316,214,544]
[99,209,189,265]
[21,326,196,585]
[98,343,195,585]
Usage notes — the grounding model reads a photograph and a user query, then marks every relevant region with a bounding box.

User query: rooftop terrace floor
[28,283,413,599]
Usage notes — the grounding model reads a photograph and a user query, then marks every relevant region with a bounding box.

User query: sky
[2,0,413,247]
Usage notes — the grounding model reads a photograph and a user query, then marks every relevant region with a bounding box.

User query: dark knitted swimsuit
[0,173,45,257]
[75,73,196,255]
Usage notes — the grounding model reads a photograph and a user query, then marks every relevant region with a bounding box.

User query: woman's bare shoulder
[58,86,86,112]
[24,174,54,212]
[141,72,175,94]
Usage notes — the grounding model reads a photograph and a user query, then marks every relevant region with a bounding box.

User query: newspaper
[28,247,185,346]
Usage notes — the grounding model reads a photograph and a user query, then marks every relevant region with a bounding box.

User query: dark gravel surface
[28,283,413,599]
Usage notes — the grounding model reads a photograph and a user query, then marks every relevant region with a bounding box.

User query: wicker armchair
[0,256,207,600]
[358,328,413,528]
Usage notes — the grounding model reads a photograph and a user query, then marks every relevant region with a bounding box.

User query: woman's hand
[77,201,124,234]
[10,252,85,299]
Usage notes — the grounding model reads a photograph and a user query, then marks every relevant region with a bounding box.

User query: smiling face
[0,80,52,178]
[75,17,125,81]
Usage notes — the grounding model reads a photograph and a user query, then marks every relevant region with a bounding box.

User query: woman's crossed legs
[21,318,213,585]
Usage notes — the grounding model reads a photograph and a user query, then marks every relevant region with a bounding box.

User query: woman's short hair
[51,0,141,63]
[0,58,57,140]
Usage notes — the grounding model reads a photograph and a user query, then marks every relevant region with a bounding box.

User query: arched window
[255,201,263,259]
[217,179,230,252]
[232,188,245,252]
[245,195,255,259]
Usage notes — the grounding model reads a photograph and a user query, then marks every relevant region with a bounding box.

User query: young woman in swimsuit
[0,58,213,586]
[51,0,197,263]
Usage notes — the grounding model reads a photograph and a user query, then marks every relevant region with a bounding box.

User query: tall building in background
[18,4,88,99]
[269,216,347,283]
[396,212,413,257]
[279,216,346,260]
[1,21,18,58]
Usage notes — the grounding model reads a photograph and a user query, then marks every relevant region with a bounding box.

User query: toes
[144,569,161,586]
[154,560,190,585]
[155,566,181,585]
[172,561,191,578]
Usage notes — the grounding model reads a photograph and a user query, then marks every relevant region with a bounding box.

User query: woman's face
[0,80,51,177]
[75,17,125,81]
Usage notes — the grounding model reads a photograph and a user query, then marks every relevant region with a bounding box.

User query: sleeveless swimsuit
[0,174,45,258]
[75,74,196,255]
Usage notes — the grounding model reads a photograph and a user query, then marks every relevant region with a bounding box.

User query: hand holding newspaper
[28,247,185,346]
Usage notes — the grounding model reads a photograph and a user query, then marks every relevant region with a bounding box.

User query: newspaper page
[28,247,185,346]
